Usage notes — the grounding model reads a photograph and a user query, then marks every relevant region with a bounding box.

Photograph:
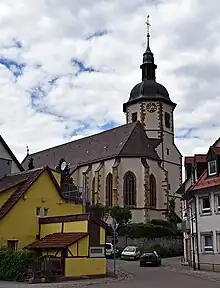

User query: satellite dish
[60,161,67,171]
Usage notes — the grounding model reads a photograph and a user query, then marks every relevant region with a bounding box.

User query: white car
[121,246,141,260]
[105,243,119,258]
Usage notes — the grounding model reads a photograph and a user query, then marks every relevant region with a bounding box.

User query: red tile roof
[26,232,88,249]
[185,154,206,164]
[190,170,220,191]
[210,146,220,156]
[0,166,67,220]
[185,157,194,164]
[0,168,44,220]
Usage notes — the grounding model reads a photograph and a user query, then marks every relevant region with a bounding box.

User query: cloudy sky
[0,0,220,162]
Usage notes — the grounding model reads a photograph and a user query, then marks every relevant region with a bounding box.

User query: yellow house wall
[78,236,89,256]
[63,220,88,233]
[100,227,105,245]
[68,243,77,257]
[41,223,62,238]
[51,170,61,186]
[65,258,106,277]
[0,171,83,249]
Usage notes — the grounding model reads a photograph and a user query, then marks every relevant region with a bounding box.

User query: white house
[181,137,220,271]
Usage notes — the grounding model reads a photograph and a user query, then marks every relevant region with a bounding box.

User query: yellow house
[26,214,109,278]
[0,166,83,249]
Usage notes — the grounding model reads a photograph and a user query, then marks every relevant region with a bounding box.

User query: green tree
[109,205,132,225]
[166,197,178,229]
[86,203,109,220]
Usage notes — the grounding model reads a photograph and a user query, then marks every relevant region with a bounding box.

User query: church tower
[123,17,182,213]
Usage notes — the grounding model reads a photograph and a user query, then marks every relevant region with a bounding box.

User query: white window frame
[214,194,220,214]
[200,196,211,214]
[208,160,217,176]
[216,231,220,252]
[201,233,213,252]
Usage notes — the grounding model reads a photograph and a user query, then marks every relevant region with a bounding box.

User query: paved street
[104,259,220,288]
[1,258,220,287]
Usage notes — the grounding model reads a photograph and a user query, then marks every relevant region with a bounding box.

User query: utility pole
[190,205,196,270]
[111,218,119,277]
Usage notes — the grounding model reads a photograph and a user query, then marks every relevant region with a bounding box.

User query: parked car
[121,246,141,260]
[105,243,120,258]
[139,251,161,267]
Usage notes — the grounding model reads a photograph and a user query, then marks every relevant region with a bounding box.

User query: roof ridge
[189,169,207,191]
[0,167,46,220]
[21,122,135,161]
[117,121,138,155]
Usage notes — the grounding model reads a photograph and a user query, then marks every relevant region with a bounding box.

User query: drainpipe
[193,196,200,270]
[190,205,196,271]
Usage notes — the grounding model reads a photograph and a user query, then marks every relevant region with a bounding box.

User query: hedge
[117,219,183,239]
[0,248,34,281]
[141,244,183,258]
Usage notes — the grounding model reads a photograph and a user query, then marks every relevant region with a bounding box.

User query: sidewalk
[0,264,133,288]
[163,257,220,284]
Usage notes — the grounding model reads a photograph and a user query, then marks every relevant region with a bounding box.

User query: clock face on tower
[146,102,157,113]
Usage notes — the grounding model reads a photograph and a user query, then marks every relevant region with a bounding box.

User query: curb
[163,265,220,284]
[30,269,134,287]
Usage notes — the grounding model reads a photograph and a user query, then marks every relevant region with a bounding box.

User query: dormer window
[208,160,217,176]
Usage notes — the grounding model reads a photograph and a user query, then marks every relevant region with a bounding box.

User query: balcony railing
[61,183,89,203]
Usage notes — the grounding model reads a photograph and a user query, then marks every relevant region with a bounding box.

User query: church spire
[140,15,157,81]
[146,15,151,51]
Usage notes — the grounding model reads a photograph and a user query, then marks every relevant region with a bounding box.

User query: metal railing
[61,183,89,203]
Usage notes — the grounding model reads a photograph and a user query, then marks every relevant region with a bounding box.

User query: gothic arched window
[106,173,113,207]
[149,174,156,207]
[123,171,136,207]
[92,177,95,204]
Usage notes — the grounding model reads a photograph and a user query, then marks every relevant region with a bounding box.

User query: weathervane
[145,15,151,47]
[26,145,29,156]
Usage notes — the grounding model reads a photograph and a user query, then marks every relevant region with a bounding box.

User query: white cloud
[0,0,219,162]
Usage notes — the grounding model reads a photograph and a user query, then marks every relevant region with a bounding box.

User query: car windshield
[124,247,136,252]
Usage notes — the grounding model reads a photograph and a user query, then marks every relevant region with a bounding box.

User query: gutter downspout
[194,195,200,270]
[190,204,196,271]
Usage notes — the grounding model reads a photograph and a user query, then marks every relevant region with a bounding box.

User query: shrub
[143,243,183,258]
[0,249,34,281]
[150,219,171,227]
[125,223,176,239]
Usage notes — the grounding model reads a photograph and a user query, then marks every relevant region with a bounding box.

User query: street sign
[111,219,119,231]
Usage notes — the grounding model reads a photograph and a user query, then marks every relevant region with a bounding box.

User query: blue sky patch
[86,29,110,40]
[0,57,25,77]
[99,120,118,130]
[71,58,99,74]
